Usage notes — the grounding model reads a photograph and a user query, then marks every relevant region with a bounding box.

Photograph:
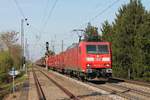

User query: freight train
[45,41,112,80]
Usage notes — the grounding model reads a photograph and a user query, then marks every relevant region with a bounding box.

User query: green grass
[0,72,28,98]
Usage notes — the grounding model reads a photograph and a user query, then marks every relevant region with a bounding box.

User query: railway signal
[45,42,49,70]
[46,42,49,52]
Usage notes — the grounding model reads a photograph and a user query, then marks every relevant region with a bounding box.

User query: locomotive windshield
[98,45,109,54]
[86,45,109,54]
[86,45,97,54]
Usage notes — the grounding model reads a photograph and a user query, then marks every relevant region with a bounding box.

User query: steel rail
[88,82,142,100]
[106,83,150,97]
[110,77,150,88]
[38,69,80,100]
[32,68,46,100]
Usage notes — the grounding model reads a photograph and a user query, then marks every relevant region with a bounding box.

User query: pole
[61,40,64,52]
[21,19,24,71]
[79,35,82,42]
[61,40,64,68]
[53,35,56,52]
[12,67,15,93]
[25,38,27,74]
[13,75,15,93]
[21,18,29,72]
[45,56,48,70]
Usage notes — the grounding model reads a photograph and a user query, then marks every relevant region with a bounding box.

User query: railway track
[33,67,79,100]
[109,77,150,88]
[88,80,150,100]
[63,72,150,99]
[32,68,46,100]
[106,83,150,97]
[35,66,150,100]
[55,69,150,99]
[39,70,79,100]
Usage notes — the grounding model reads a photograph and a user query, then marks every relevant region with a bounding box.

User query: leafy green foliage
[0,31,23,85]
[0,51,13,73]
[0,31,22,70]
[84,23,101,41]
[101,20,113,42]
[45,50,55,56]
[10,45,22,69]
[101,0,150,81]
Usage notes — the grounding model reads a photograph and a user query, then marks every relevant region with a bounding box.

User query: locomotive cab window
[86,45,109,54]
[98,45,109,54]
[86,45,97,54]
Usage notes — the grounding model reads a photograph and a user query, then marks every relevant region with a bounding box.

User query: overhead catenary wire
[13,0,26,19]
[61,0,121,44]
[13,0,122,56]
[12,0,40,61]
[90,0,121,22]
[75,0,121,30]
[40,0,51,26]
[12,0,49,60]
[13,0,44,43]
[13,0,41,33]
[41,0,59,32]
[38,0,59,53]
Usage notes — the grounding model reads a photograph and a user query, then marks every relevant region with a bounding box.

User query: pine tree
[101,20,113,42]
[84,23,101,41]
[101,0,149,80]
[137,12,150,81]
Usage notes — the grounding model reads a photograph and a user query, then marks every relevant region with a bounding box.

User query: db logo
[96,55,99,58]
[95,58,101,61]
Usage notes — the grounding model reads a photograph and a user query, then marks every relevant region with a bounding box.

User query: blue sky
[0,0,150,61]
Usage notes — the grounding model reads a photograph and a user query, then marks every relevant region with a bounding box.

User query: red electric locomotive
[47,41,112,80]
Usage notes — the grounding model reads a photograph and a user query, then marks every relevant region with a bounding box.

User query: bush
[0,51,13,73]
[0,72,10,83]
[143,72,150,77]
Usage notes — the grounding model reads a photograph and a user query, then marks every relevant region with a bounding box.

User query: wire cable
[41,0,59,32]
[90,0,121,22]
[75,0,121,30]
[40,0,51,26]
[60,0,121,43]
[13,0,43,42]
[13,0,26,19]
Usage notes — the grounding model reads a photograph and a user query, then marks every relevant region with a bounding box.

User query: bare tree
[0,31,22,69]
[0,31,18,50]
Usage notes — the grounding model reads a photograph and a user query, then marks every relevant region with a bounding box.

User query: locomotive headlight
[86,64,91,69]
[86,57,94,61]
[105,64,110,67]
[102,57,110,61]
[87,64,90,67]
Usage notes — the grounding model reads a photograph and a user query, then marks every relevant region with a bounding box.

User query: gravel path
[47,70,124,100]
[28,70,38,100]
[35,70,69,100]
[5,67,149,100]
[99,83,149,100]
[117,82,150,94]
